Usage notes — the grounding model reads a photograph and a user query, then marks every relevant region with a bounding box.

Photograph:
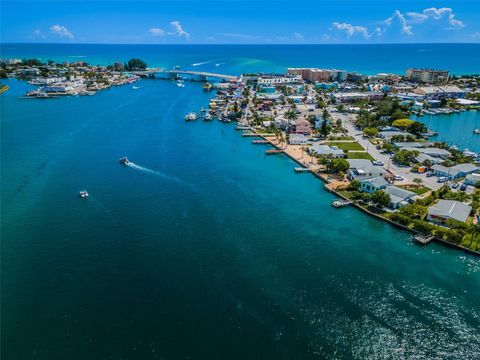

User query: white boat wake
[215,62,225,67]
[126,161,184,184]
[132,86,140,90]
[192,60,213,67]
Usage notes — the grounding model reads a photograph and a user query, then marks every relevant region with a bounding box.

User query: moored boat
[184,112,198,121]
[79,190,89,198]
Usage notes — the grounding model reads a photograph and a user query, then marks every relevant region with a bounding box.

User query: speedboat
[474,129,480,134]
[119,157,130,165]
[79,190,89,198]
[176,80,185,87]
[184,112,198,121]
[203,113,213,121]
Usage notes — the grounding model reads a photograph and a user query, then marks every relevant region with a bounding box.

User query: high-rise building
[406,68,449,83]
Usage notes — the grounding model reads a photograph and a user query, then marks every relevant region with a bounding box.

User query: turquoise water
[414,111,480,152]
[2,45,480,359]
[2,43,480,75]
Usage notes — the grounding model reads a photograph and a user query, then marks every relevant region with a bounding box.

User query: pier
[265,149,284,155]
[134,69,239,82]
[252,140,270,144]
[414,234,434,245]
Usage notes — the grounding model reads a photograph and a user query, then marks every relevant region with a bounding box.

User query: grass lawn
[347,152,374,160]
[329,135,354,141]
[461,233,480,252]
[398,185,431,195]
[327,141,365,151]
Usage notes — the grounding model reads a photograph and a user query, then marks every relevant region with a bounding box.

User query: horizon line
[2,42,480,46]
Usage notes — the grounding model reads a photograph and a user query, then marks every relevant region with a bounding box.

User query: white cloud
[169,20,190,39]
[293,32,305,41]
[149,28,165,37]
[50,24,74,39]
[332,22,370,38]
[407,7,465,29]
[384,10,413,35]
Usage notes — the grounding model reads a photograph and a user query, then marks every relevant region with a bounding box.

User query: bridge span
[134,69,238,82]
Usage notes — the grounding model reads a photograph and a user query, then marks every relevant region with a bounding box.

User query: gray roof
[428,200,472,222]
[394,142,433,149]
[383,186,416,205]
[347,159,385,175]
[432,163,479,177]
[289,133,307,141]
[361,176,389,188]
[416,153,443,164]
[310,144,344,156]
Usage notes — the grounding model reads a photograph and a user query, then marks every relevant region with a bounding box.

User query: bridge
[133,69,238,82]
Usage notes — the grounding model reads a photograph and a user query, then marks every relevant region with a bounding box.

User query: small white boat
[132,86,140,90]
[463,149,478,157]
[184,112,198,121]
[474,129,480,134]
[203,113,213,121]
[79,190,89,198]
[176,80,185,87]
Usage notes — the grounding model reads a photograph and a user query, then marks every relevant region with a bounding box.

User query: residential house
[292,119,311,135]
[431,164,479,180]
[427,200,472,224]
[383,186,417,209]
[309,144,345,158]
[464,173,480,186]
[289,133,308,145]
[360,176,389,194]
[347,159,386,181]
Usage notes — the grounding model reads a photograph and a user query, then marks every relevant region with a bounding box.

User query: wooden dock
[414,234,434,245]
[252,140,270,144]
[235,126,251,130]
[294,167,310,173]
[265,149,284,155]
[242,133,261,137]
[331,199,353,208]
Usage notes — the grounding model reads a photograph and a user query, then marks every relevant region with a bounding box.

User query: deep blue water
[1,45,480,359]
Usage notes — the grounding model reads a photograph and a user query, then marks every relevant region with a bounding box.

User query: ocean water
[1,45,480,359]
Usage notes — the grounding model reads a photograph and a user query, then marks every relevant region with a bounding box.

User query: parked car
[393,175,404,181]
[376,145,381,150]
[460,184,467,191]
[437,176,449,183]
[426,172,434,177]
[372,161,384,166]
[451,183,459,189]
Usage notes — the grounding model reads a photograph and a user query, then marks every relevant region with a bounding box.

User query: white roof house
[383,186,417,209]
[427,200,472,224]
[289,133,308,145]
[347,159,386,181]
[309,144,345,158]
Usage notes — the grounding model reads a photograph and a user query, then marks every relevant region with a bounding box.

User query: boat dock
[294,167,310,173]
[331,199,353,208]
[252,140,270,144]
[265,149,284,155]
[413,234,434,245]
[242,132,262,137]
[235,125,251,131]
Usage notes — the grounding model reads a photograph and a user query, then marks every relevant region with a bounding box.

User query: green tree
[126,58,147,70]
[371,190,391,208]
[363,127,379,137]
[328,158,349,173]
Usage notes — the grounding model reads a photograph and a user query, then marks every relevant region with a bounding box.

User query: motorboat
[474,129,480,134]
[119,157,130,165]
[184,112,198,121]
[79,190,89,198]
[203,113,213,121]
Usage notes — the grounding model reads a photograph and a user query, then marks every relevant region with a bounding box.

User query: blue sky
[2,1,480,44]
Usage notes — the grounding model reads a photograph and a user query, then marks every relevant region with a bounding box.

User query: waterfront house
[416,153,444,165]
[431,164,479,180]
[413,85,465,99]
[308,144,345,158]
[403,147,451,159]
[331,92,384,103]
[347,159,386,181]
[464,173,480,186]
[359,176,389,193]
[378,130,411,140]
[292,119,311,135]
[427,200,472,224]
[383,186,417,209]
[289,134,308,145]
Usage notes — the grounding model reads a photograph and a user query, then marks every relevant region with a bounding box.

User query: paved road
[328,107,443,191]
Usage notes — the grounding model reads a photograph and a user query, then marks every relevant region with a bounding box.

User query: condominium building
[406,68,449,83]
[287,68,348,82]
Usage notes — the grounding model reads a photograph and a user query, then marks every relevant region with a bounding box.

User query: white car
[393,175,404,181]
